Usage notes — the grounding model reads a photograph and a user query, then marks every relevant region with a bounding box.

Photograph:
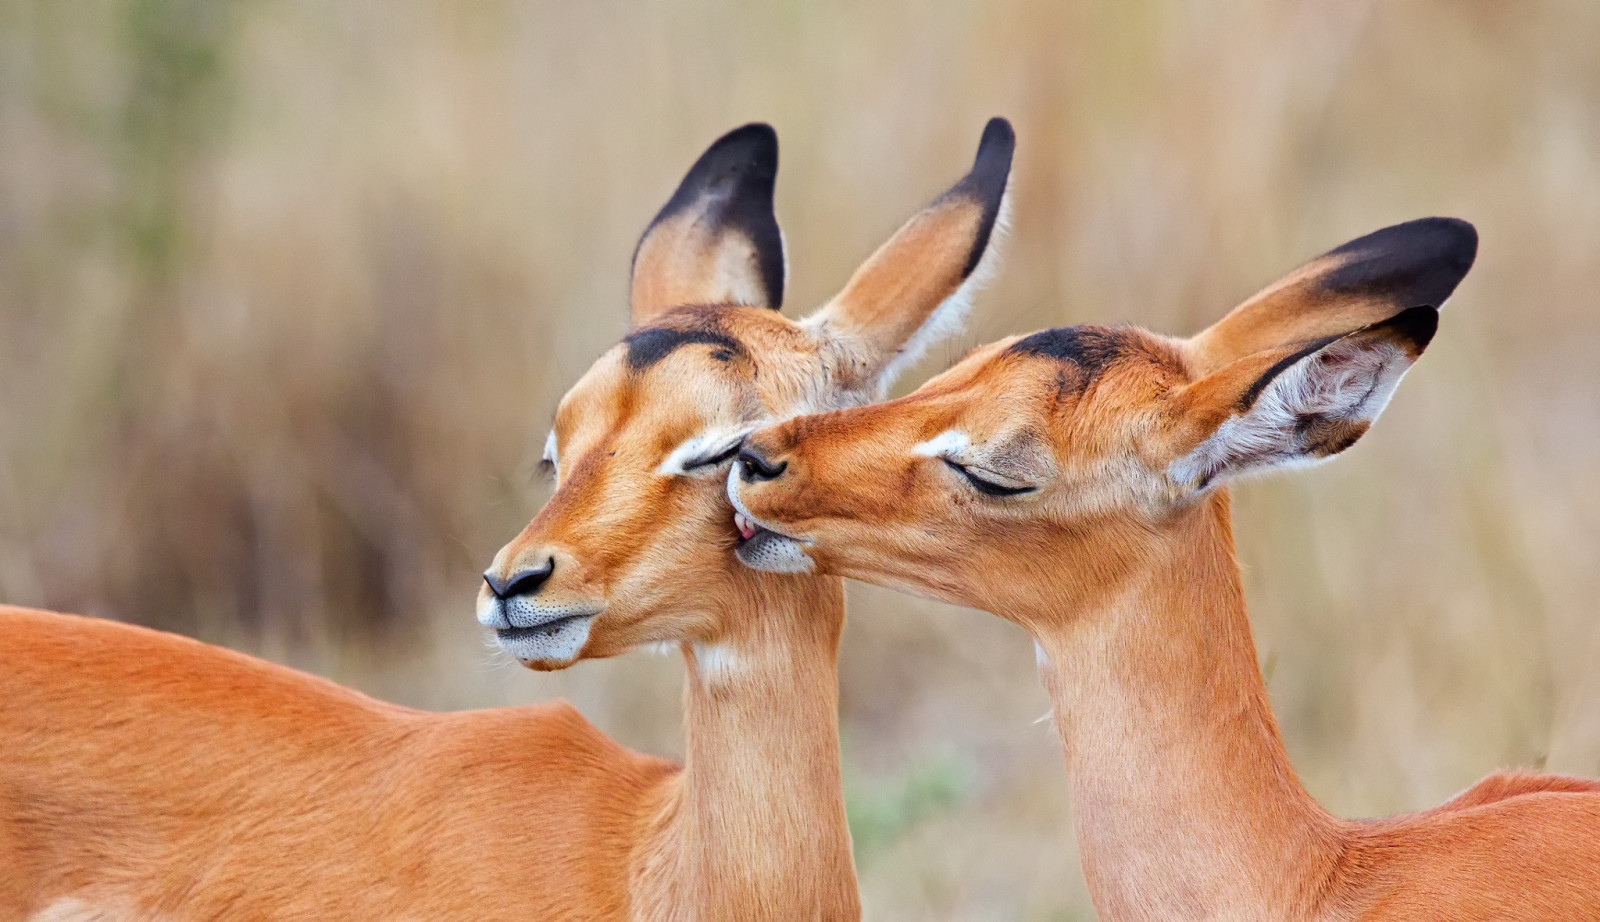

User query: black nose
[484,557,555,600]
[737,449,787,483]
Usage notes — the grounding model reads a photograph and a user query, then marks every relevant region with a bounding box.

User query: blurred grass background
[3,1,1599,918]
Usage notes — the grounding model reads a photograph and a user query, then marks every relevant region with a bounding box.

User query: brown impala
[729,218,1600,920]
[0,118,1014,921]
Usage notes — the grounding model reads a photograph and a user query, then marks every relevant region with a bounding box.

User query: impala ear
[805,117,1014,396]
[630,123,785,325]
[1168,306,1438,492]
[1186,218,1475,376]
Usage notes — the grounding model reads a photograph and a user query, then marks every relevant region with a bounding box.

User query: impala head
[729,218,1477,618]
[480,119,1015,667]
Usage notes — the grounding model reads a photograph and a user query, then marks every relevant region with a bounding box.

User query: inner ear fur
[805,117,1015,393]
[1167,306,1439,490]
[629,123,785,326]
[1185,217,1475,376]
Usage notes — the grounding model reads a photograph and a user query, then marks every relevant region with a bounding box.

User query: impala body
[0,119,1016,920]
[729,218,1600,920]
[0,609,671,920]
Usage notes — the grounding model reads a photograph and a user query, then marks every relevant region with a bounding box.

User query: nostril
[737,449,787,483]
[484,557,555,600]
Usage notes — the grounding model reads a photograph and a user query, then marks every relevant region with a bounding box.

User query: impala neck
[1022,492,1342,921]
[644,575,858,921]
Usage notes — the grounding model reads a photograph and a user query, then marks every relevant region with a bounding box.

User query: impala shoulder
[454,701,677,778]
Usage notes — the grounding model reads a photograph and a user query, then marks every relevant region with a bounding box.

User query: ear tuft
[1377,303,1441,358]
[1188,217,1475,375]
[630,123,785,323]
[943,117,1015,278]
[803,116,1016,399]
[1315,217,1477,310]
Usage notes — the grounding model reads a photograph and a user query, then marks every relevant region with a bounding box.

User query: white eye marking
[658,426,756,477]
[912,429,1038,496]
[542,430,559,474]
[912,430,971,459]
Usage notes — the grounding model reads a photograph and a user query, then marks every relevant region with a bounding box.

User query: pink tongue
[737,519,757,540]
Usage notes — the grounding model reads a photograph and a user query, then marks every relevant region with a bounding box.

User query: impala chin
[479,595,604,668]
[734,528,814,574]
[494,614,598,668]
[728,474,815,574]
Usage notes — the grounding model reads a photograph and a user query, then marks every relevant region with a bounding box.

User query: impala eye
[661,429,755,477]
[685,441,742,471]
[941,458,1035,497]
[541,431,559,478]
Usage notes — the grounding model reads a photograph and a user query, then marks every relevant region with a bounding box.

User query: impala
[0,118,1015,921]
[728,218,1600,920]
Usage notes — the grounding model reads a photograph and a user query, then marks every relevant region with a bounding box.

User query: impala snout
[483,557,554,602]
[735,447,788,483]
[479,543,604,669]
[728,436,817,575]
[730,404,985,602]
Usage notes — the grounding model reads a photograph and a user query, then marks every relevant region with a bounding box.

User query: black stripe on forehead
[1006,325,1141,382]
[623,316,747,371]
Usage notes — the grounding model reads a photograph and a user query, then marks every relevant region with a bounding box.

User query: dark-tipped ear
[805,117,1015,396]
[1168,306,1438,491]
[1187,218,1475,375]
[629,123,785,325]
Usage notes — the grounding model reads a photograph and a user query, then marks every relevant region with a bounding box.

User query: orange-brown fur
[733,219,1600,920]
[0,120,1016,920]
[0,607,669,920]
[474,121,1008,918]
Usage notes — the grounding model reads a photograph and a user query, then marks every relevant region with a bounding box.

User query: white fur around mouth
[726,468,814,574]
[493,612,597,665]
[734,511,761,541]
[478,595,605,666]
[732,507,797,547]
[726,467,808,545]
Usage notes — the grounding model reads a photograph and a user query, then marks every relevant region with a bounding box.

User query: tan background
[3,2,1599,918]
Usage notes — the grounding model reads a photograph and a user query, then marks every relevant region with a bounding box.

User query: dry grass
[3,1,1599,917]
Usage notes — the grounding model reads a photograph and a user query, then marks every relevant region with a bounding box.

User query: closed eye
[942,458,1036,497]
[684,441,743,471]
[660,428,757,477]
